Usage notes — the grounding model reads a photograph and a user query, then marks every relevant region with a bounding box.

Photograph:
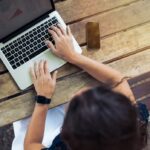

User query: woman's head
[61,86,140,150]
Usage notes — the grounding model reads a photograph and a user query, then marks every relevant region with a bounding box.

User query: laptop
[0,0,82,90]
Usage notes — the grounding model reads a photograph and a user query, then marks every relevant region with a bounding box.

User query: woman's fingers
[51,26,62,37]
[45,40,56,53]
[34,62,40,78]
[39,60,44,76]
[57,24,66,35]
[52,70,58,82]
[44,60,49,75]
[67,26,72,37]
[48,29,59,41]
[30,66,36,82]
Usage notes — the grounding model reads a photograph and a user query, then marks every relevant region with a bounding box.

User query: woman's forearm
[24,104,48,149]
[70,54,124,86]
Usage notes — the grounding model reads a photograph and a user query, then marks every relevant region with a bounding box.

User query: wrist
[35,103,49,111]
[68,53,82,64]
[36,95,51,105]
[37,93,52,99]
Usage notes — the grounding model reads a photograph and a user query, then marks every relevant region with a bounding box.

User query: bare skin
[24,25,135,150]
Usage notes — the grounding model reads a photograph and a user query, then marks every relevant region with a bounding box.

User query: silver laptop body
[0,0,82,90]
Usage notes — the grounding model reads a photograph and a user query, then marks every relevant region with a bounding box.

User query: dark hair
[61,86,145,150]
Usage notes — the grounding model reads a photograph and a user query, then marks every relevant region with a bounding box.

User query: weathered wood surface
[0,62,5,73]
[0,49,150,127]
[56,0,139,22]
[0,0,148,72]
[70,0,150,44]
[1,20,150,99]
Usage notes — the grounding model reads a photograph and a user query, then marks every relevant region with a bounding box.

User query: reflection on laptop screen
[0,0,52,40]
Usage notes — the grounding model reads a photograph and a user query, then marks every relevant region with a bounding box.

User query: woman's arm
[24,61,57,150]
[46,25,135,103]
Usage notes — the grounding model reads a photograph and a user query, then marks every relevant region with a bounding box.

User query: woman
[23,25,149,150]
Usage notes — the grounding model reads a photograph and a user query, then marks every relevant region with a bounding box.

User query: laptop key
[1,47,5,51]
[34,46,38,51]
[23,43,26,47]
[19,45,23,49]
[22,48,26,52]
[22,38,26,43]
[7,47,11,52]
[18,51,22,55]
[10,45,14,49]
[11,50,15,54]
[22,53,26,57]
[10,60,15,65]
[20,60,24,65]
[24,57,29,62]
[15,58,19,62]
[26,41,30,45]
[19,55,22,60]
[8,55,14,61]
[26,51,30,55]
[38,44,42,49]
[18,40,22,45]
[14,53,18,57]
[3,50,7,54]
[33,41,37,45]
[34,36,38,40]
[16,62,20,67]
[30,49,34,53]
[5,52,11,58]
[12,65,17,69]
[26,46,30,50]
[33,31,38,36]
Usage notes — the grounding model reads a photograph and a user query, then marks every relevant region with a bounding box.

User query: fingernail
[45,40,50,45]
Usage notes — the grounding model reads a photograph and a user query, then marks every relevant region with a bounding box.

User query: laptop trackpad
[34,50,66,72]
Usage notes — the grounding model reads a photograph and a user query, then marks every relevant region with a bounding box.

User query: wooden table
[0,0,150,127]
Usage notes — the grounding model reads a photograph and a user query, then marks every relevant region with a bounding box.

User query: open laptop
[0,0,82,90]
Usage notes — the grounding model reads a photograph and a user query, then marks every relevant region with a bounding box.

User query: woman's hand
[30,60,57,99]
[45,25,79,63]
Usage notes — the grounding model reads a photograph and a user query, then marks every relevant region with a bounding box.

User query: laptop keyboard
[1,17,59,69]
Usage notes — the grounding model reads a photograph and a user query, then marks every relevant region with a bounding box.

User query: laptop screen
[0,0,53,41]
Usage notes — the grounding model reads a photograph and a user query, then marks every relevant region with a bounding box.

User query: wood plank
[1,21,150,99]
[0,61,6,73]
[0,49,150,127]
[56,0,139,23]
[0,0,147,72]
[131,80,150,99]
[128,71,150,101]
[70,0,150,44]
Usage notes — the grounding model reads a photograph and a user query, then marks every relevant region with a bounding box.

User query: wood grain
[56,0,140,23]
[1,21,150,99]
[70,0,150,44]
[0,61,6,73]
[0,49,150,127]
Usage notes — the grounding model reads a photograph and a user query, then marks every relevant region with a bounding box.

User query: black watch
[35,95,51,104]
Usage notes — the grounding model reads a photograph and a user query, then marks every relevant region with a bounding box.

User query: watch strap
[36,95,51,104]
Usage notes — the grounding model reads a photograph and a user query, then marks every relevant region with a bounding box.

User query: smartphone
[86,22,100,50]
